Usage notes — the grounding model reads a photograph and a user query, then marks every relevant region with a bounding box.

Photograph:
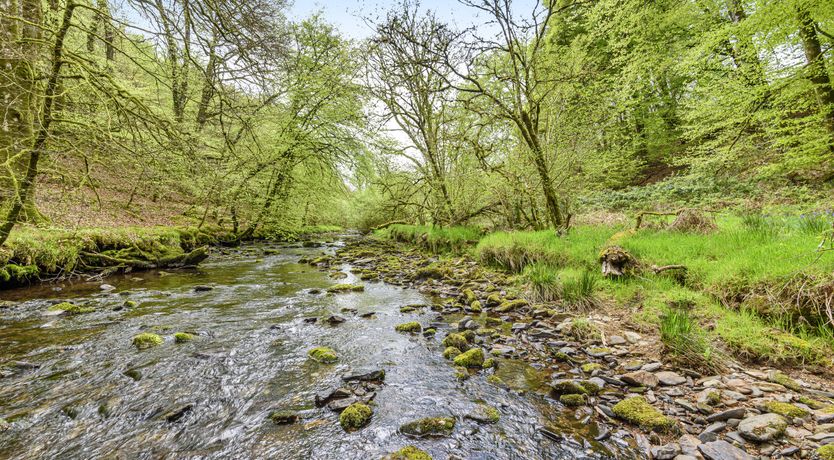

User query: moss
[384,446,432,460]
[399,417,456,438]
[482,358,497,369]
[485,293,502,306]
[460,330,476,342]
[560,394,586,407]
[468,404,500,423]
[553,352,571,362]
[423,328,436,337]
[400,305,417,313]
[174,332,195,343]
[308,346,338,364]
[705,390,721,406]
[468,300,482,313]
[268,410,299,424]
[327,283,365,293]
[796,396,826,410]
[612,397,675,432]
[339,402,372,431]
[123,300,138,308]
[453,348,485,368]
[442,333,469,350]
[454,366,470,380]
[581,363,603,373]
[763,401,808,418]
[48,302,95,315]
[395,322,422,333]
[551,379,599,396]
[818,445,834,460]
[132,333,163,349]
[461,288,477,304]
[486,375,506,386]
[443,347,462,360]
[769,371,801,391]
[496,299,528,313]
[475,327,496,336]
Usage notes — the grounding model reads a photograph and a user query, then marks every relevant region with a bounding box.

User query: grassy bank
[377,215,834,367]
[0,224,343,288]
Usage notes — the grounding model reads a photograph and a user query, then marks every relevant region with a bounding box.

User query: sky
[288,0,538,39]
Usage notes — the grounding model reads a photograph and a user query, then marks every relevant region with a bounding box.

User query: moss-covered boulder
[399,417,456,438]
[443,346,462,360]
[468,300,482,313]
[581,363,603,373]
[485,293,502,307]
[308,346,338,364]
[612,397,675,432]
[550,379,599,396]
[460,289,477,304]
[395,322,422,333]
[768,371,801,391]
[340,402,372,431]
[383,446,432,460]
[560,394,586,407]
[453,348,484,368]
[48,302,95,315]
[442,333,469,350]
[496,299,528,313]
[327,284,364,294]
[482,358,497,369]
[132,333,163,349]
[763,401,808,418]
[174,332,195,343]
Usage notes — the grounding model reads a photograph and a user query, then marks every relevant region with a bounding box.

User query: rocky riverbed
[307,236,834,460]
[0,237,636,459]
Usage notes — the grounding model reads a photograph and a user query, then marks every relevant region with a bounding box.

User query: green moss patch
[442,333,469,350]
[443,347,462,360]
[48,302,95,315]
[763,401,808,418]
[453,348,485,368]
[327,283,364,293]
[132,333,163,349]
[395,322,422,333]
[383,446,432,460]
[174,332,195,343]
[308,346,338,364]
[612,397,675,432]
[399,417,456,438]
[339,402,372,431]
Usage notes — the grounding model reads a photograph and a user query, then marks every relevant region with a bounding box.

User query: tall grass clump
[523,263,560,302]
[560,269,600,310]
[475,226,613,272]
[659,307,724,372]
[796,211,833,236]
[739,212,781,240]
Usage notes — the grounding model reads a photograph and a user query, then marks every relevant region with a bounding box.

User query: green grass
[476,226,613,272]
[523,263,560,302]
[659,307,722,372]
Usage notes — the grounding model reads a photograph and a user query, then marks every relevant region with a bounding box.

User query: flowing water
[0,240,629,459]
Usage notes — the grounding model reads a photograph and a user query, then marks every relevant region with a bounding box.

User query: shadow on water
[0,241,632,459]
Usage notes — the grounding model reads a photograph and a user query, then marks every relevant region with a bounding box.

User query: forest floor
[358,219,834,459]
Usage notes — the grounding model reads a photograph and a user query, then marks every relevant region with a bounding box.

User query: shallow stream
[0,239,628,459]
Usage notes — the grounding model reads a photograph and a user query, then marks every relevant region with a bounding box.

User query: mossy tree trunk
[797,7,834,158]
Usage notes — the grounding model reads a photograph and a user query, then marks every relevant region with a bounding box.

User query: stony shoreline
[309,236,834,460]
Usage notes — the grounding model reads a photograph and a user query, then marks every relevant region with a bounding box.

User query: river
[0,239,628,459]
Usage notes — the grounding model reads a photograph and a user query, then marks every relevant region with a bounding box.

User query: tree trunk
[798,8,834,156]
[196,39,218,129]
[0,2,76,246]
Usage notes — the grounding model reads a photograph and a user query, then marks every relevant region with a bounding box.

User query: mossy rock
[308,346,338,364]
[461,289,477,304]
[763,401,808,418]
[581,363,603,373]
[612,396,675,432]
[268,410,299,425]
[123,300,138,308]
[453,348,484,368]
[460,330,476,342]
[768,371,801,391]
[560,394,586,407]
[465,404,500,423]
[395,322,422,333]
[340,402,372,431]
[423,328,436,337]
[132,333,163,349]
[443,346,462,360]
[496,299,528,313]
[482,358,497,369]
[48,302,95,315]
[475,327,496,336]
[486,374,506,387]
[383,446,432,460]
[485,293,502,307]
[454,366,470,380]
[400,306,417,313]
[468,301,482,313]
[818,444,834,460]
[796,396,826,410]
[551,379,599,396]
[174,332,195,343]
[327,284,364,294]
[442,333,469,350]
[399,417,456,438]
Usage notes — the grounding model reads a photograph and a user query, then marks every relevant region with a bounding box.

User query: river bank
[321,234,834,459]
